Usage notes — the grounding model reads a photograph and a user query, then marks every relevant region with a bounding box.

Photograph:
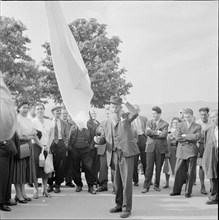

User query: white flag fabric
[44,1,93,125]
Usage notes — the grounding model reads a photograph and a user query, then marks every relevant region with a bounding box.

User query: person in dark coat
[94,96,140,218]
[142,106,169,193]
[170,108,201,198]
[202,109,218,205]
[0,134,17,211]
[68,122,96,194]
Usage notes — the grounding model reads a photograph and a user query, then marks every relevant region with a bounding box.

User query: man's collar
[156,118,161,124]
[186,121,193,127]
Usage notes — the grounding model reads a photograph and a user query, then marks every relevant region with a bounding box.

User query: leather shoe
[76,186,82,192]
[133,182,139,187]
[206,200,218,205]
[65,182,75,188]
[88,186,96,194]
[14,196,28,204]
[47,186,53,193]
[0,204,11,212]
[24,197,32,202]
[163,185,169,189]
[120,211,131,218]
[96,185,108,192]
[170,192,180,196]
[154,187,161,192]
[200,190,208,195]
[54,186,61,193]
[185,193,191,198]
[141,188,149,193]
[109,206,122,213]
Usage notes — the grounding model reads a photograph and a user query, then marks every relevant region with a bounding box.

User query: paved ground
[0,172,218,220]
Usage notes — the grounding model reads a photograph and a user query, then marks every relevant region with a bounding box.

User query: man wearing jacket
[68,122,96,194]
[47,105,70,193]
[94,96,139,218]
[142,106,169,193]
[202,109,218,204]
[170,108,201,198]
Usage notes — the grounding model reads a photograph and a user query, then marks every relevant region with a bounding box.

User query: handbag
[17,143,31,159]
[44,153,54,174]
[39,152,45,167]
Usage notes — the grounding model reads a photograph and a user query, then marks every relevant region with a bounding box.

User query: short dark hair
[17,101,29,113]
[152,106,162,114]
[34,102,45,110]
[183,108,193,115]
[199,107,210,114]
[17,101,29,110]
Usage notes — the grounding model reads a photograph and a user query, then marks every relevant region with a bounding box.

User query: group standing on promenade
[0,77,218,218]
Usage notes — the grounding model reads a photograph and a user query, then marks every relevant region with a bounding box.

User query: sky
[1,1,218,105]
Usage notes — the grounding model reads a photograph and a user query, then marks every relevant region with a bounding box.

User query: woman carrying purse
[11,101,44,203]
[31,103,53,198]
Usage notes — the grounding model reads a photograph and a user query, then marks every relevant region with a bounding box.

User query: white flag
[44,1,93,125]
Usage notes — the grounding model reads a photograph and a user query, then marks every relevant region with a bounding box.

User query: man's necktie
[153,121,157,130]
[54,120,59,144]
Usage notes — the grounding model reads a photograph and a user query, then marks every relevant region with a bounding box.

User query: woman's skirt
[11,141,37,184]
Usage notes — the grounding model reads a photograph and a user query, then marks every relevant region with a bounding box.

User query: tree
[41,18,132,108]
[0,16,47,105]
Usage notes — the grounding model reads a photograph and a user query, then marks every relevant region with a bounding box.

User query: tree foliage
[0,16,47,105]
[42,18,132,108]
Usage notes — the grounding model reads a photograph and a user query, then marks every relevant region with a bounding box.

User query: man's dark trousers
[172,156,197,195]
[64,152,73,184]
[48,140,66,187]
[144,145,165,189]
[115,150,134,212]
[70,146,95,187]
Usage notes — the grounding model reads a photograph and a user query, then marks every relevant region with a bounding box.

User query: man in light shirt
[196,107,211,195]
[132,105,148,186]
[47,105,70,193]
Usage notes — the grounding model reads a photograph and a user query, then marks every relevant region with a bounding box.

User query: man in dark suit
[142,106,169,193]
[170,108,201,198]
[47,105,70,193]
[94,96,140,218]
[202,109,218,204]
[132,105,148,186]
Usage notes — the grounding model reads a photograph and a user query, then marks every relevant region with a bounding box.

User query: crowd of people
[0,77,218,218]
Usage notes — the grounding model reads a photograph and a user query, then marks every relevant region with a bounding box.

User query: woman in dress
[163,117,181,188]
[12,101,44,203]
[31,103,53,198]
